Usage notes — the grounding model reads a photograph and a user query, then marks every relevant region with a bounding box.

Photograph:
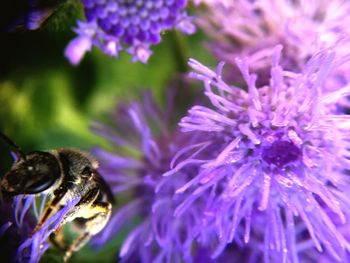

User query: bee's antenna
[0,132,26,161]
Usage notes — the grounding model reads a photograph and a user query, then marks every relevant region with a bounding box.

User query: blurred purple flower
[91,91,222,262]
[165,46,350,262]
[197,0,350,87]
[65,0,195,65]
[0,194,49,263]
[0,201,35,263]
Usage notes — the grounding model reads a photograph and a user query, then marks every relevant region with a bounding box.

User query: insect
[0,133,114,262]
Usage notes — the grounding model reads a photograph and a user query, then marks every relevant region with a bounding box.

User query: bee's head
[1,151,61,195]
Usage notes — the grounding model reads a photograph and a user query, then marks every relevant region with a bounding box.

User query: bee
[0,133,114,262]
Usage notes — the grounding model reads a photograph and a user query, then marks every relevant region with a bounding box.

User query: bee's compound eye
[24,176,56,193]
[20,151,61,194]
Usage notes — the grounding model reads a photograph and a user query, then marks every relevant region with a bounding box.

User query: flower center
[262,140,301,168]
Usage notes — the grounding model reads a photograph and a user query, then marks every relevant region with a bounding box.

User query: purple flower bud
[64,35,92,66]
[66,0,195,64]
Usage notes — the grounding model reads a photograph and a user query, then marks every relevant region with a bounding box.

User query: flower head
[92,91,218,262]
[0,194,55,263]
[17,197,80,263]
[166,46,350,261]
[197,0,350,86]
[0,154,47,263]
[0,188,81,262]
[65,0,195,64]
[0,200,35,263]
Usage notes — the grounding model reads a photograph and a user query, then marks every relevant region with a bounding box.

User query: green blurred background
[0,0,214,262]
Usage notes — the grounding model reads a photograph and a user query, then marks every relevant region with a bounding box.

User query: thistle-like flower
[0,201,35,263]
[197,0,350,85]
[0,192,81,263]
[17,197,80,263]
[0,194,50,263]
[65,0,195,65]
[166,46,350,261]
[92,91,218,262]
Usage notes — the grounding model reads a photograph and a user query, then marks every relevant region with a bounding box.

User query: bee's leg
[33,190,66,233]
[49,227,67,251]
[63,202,112,262]
[63,232,90,262]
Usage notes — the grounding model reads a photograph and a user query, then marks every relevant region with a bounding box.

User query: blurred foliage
[0,2,214,262]
[0,27,214,152]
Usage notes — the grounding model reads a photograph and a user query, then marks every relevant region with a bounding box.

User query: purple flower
[196,0,350,87]
[0,194,49,263]
[0,191,80,263]
[17,197,80,263]
[92,91,218,262]
[0,201,35,263]
[165,46,350,261]
[0,182,49,262]
[65,0,195,64]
